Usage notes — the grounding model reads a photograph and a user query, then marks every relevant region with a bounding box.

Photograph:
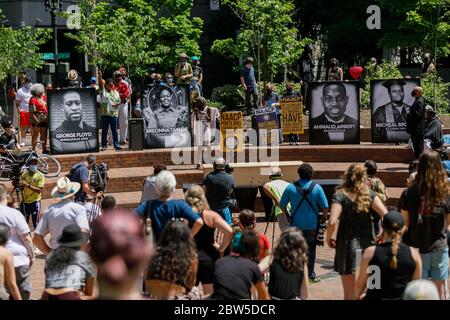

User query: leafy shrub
[422,72,450,114]
[211,84,245,111]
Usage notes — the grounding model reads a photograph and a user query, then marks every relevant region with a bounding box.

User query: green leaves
[0,14,51,82]
[212,0,310,81]
[68,0,203,77]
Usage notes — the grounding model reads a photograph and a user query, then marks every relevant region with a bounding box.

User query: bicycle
[0,143,61,181]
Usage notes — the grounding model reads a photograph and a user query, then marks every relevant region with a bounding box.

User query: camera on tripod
[10,162,22,190]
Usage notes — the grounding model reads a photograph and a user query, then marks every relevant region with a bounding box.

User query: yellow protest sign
[281,98,304,134]
[220,111,244,152]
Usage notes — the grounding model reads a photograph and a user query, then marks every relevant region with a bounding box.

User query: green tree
[211,0,310,83]
[67,0,203,78]
[361,60,403,108]
[422,71,450,113]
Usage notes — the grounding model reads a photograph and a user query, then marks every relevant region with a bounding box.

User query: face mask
[29,165,38,172]
[25,83,32,89]
[411,91,416,97]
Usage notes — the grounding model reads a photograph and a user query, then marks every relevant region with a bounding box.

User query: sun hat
[57,224,89,248]
[67,69,78,81]
[269,167,283,178]
[51,177,81,200]
[179,53,188,59]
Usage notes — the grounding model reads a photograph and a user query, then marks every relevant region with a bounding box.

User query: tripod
[263,205,277,248]
[87,196,102,230]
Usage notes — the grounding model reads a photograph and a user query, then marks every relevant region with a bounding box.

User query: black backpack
[90,163,109,192]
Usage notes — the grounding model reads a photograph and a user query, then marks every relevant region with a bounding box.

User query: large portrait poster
[49,88,99,155]
[255,107,280,146]
[307,81,360,145]
[371,78,420,143]
[281,97,304,134]
[141,84,191,148]
[220,111,244,152]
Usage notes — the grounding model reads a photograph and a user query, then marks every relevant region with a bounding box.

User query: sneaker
[101,147,107,151]
[115,146,123,151]
[20,142,25,147]
[309,276,322,284]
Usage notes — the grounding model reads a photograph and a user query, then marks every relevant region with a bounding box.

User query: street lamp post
[44,0,63,65]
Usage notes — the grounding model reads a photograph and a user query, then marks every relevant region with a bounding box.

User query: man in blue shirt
[240,57,259,115]
[67,154,101,204]
[280,163,329,283]
[134,170,203,241]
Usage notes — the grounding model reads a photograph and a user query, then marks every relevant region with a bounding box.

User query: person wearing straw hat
[174,53,193,85]
[262,167,291,232]
[64,69,83,89]
[33,177,89,255]
[41,224,95,300]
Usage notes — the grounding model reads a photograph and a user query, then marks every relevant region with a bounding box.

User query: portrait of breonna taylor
[48,88,99,155]
[141,84,191,149]
[307,81,360,145]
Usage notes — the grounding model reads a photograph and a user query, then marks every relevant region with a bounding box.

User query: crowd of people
[0,147,448,300]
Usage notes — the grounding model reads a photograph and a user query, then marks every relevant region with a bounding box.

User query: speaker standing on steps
[129,118,144,150]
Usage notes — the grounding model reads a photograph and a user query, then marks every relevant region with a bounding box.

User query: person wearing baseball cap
[174,53,193,85]
[19,156,45,229]
[191,56,203,94]
[372,79,411,143]
[41,224,94,300]
[0,119,20,155]
[356,210,422,300]
[424,104,443,150]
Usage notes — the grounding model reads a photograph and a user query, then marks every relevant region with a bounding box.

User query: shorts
[196,250,215,285]
[421,248,449,281]
[5,265,31,300]
[19,111,30,127]
[218,207,232,225]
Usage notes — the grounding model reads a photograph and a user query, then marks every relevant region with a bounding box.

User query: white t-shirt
[35,200,89,249]
[0,205,31,267]
[15,86,32,112]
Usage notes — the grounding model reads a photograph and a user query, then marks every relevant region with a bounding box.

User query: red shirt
[258,233,270,261]
[115,80,130,102]
[29,95,48,113]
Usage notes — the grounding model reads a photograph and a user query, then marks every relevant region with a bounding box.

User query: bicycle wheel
[37,154,61,177]
[0,156,13,181]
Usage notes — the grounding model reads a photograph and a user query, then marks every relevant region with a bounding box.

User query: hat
[191,56,200,61]
[425,105,436,114]
[1,119,14,129]
[51,177,81,200]
[113,71,122,78]
[403,279,440,300]
[269,167,282,178]
[67,70,78,81]
[382,79,406,89]
[57,224,89,248]
[90,76,97,83]
[179,53,188,59]
[382,210,404,231]
[213,157,226,170]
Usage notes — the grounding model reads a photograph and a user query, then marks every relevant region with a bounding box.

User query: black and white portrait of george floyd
[307,81,360,145]
[48,88,99,155]
[141,84,191,148]
[371,78,420,143]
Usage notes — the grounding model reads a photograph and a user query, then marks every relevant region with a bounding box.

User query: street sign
[40,52,70,60]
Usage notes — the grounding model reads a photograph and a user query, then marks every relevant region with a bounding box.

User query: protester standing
[28,83,49,153]
[326,164,388,300]
[400,151,450,300]
[326,58,344,81]
[33,177,90,255]
[98,79,122,151]
[14,77,32,147]
[240,57,259,115]
[283,82,301,144]
[113,71,131,145]
[407,86,425,158]
[0,184,35,300]
[19,156,45,229]
[67,154,101,204]
[424,105,444,150]
[202,158,235,225]
[41,224,95,300]
[299,46,314,100]
[185,185,233,295]
[191,56,203,95]
[365,160,388,235]
[355,211,422,300]
[279,163,329,283]
[0,224,22,300]
[175,53,193,85]
[238,209,270,262]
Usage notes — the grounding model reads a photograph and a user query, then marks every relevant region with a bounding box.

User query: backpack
[90,163,109,192]
[368,177,388,204]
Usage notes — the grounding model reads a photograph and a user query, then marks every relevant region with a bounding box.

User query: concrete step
[51,143,415,172]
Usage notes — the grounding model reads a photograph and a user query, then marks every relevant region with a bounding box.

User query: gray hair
[30,83,45,96]
[155,170,176,198]
[403,279,440,300]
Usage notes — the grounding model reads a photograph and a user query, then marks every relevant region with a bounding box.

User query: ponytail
[389,230,402,270]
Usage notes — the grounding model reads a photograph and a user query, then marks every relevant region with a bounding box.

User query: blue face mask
[29,165,38,172]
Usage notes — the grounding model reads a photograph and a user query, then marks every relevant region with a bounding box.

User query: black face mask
[411,91,416,97]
